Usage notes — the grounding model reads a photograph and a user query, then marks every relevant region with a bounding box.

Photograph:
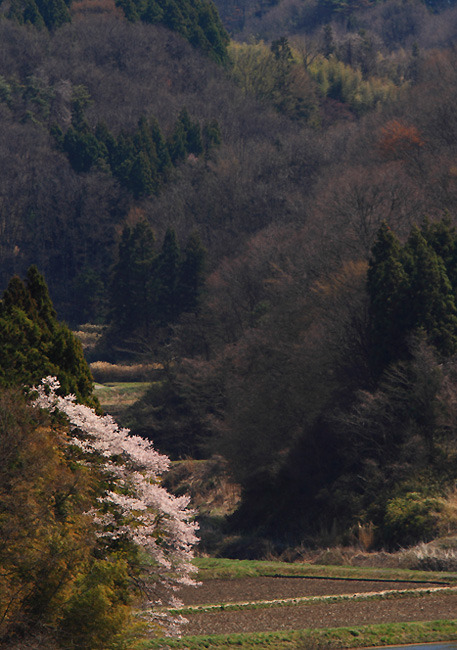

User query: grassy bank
[194,557,457,584]
[94,381,151,415]
[142,619,457,649]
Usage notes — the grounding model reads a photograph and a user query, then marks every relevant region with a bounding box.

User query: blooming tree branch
[32,377,199,634]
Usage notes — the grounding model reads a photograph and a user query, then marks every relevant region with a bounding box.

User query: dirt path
[178,578,457,637]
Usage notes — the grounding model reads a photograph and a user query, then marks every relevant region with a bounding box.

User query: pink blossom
[32,377,199,634]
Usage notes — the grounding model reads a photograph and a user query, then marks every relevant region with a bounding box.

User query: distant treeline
[53,103,221,199]
[2,0,229,62]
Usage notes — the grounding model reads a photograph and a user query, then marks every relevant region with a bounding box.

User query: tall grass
[90,361,162,383]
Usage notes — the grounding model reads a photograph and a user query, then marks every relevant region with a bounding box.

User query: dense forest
[3,0,457,642]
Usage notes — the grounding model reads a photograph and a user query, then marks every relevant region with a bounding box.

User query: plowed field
[178,577,457,637]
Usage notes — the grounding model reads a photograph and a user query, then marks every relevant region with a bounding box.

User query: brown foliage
[71,0,123,19]
[378,119,424,161]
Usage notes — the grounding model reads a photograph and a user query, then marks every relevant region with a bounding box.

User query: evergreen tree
[404,227,457,357]
[115,0,139,20]
[95,122,117,162]
[7,0,69,28]
[368,221,457,377]
[167,120,187,164]
[168,109,203,162]
[367,223,410,375]
[162,0,186,32]
[156,227,181,325]
[142,0,163,22]
[114,0,229,64]
[0,268,96,407]
[178,231,206,313]
[23,0,46,27]
[421,217,457,291]
[63,126,108,173]
[179,108,203,156]
[203,119,221,156]
[150,117,172,176]
[134,117,156,161]
[109,222,157,336]
[26,265,57,330]
[35,0,71,29]
[128,151,156,198]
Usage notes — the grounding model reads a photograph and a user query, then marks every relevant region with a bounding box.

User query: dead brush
[401,541,457,571]
[357,521,375,551]
[90,361,162,383]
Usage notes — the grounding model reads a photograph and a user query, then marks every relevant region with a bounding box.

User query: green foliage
[115,0,229,64]
[108,224,207,347]
[367,223,412,374]
[0,388,150,649]
[368,220,457,376]
[0,266,97,407]
[57,107,218,198]
[59,558,132,650]
[383,492,443,547]
[7,0,71,29]
[0,390,94,644]
[228,40,319,123]
[308,55,398,114]
[109,220,157,336]
[179,231,207,314]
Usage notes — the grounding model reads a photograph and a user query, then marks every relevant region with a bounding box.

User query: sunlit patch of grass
[94,381,152,412]
[140,619,457,649]
[192,557,457,584]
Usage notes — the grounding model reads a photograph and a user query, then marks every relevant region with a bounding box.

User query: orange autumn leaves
[378,119,425,161]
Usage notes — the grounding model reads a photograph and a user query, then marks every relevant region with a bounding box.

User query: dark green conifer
[109,222,157,335]
[162,0,186,32]
[35,0,70,29]
[404,226,457,357]
[23,0,45,27]
[421,217,457,290]
[142,0,163,22]
[167,120,187,164]
[116,0,139,20]
[367,223,411,375]
[156,227,181,324]
[26,265,57,331]
[95,122,117,161]
[150,117,172,177]
[128,151,156,198]
[178,231,206,313]
[0,268,96,406]
[63,127,108,173]
[368,221,457,377]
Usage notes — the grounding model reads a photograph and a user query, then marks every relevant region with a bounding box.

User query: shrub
[383,492,443,548]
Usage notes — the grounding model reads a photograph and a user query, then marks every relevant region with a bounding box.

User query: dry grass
[73,324,105,354]
[357,521,375,552]
[90,361,163,383]
[400,540,457,572]
[164,457,241,517]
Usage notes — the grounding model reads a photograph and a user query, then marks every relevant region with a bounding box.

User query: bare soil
[178,577,457,637]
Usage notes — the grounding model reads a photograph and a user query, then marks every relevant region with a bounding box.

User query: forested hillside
[3,0,457,564]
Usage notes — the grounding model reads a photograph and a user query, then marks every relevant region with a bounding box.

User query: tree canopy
[0,266,97,407]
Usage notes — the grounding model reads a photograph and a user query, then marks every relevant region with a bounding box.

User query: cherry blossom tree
[32,376,199,636]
